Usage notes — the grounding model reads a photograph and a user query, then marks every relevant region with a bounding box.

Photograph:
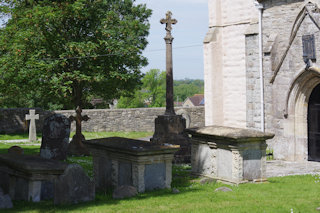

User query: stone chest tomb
[0,154,68,202]
[187,126,274,184]
[84,137,179,193]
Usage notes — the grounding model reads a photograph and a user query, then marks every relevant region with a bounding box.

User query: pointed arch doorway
[308,84,320,161]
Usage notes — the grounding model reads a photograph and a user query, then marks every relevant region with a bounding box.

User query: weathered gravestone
[151,11,190,163]
[25,109,39,142]
[54,164,95,205]
[40,114,71,160]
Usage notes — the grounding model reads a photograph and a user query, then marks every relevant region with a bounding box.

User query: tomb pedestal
[186,126,274,184]
[84,137,179,193]
[0,154,68,202]
[151,115,190,163]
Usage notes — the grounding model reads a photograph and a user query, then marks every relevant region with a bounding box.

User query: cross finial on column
[160,11,177,38]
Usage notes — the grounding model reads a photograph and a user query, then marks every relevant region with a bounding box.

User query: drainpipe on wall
[255,1,265,132]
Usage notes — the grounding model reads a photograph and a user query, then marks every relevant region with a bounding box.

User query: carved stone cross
[25,109,39,142]
[68,106,90,155]
[161,11,177,115]
[69,106,89,140]
[160,11,177,37]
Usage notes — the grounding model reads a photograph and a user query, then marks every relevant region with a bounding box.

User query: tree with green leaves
[141,69,166,107]
[174,79,204,102]
[0,0,152,110]
[117,69,166,108]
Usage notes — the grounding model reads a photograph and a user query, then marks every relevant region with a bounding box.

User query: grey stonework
[54,164,95,205]
[0,108,52,134]
[0,107,204,134]
[40,114,71,160]
[187,126,274,184]
[0,154,68,202]
[84,137,178,193]
[242,0,320,161]
[245,34,261,130]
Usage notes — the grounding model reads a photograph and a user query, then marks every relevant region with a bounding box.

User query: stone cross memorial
[151,11,189,163]
[160,11,177,115]
[25,109,39,142]
[68,106,90,156]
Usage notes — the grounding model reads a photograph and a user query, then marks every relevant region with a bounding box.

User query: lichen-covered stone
[54,164,95,205]
[40,113,70,160]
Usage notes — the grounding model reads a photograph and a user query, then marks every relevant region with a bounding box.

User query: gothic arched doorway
[308,84,320,161]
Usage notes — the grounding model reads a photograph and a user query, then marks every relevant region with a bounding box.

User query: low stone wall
[0,107,204,134]
[0,108,52,134]
[56,107,204,132]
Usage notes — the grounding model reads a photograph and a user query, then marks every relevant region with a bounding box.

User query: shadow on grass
[2,182,202,213]
[0,150,206,212]
[1,164,204,212]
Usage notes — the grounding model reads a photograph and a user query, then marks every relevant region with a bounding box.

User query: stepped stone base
[151,115,190,163]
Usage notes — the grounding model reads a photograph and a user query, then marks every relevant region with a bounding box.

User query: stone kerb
[186,126,274,184]
[84,137,179,193]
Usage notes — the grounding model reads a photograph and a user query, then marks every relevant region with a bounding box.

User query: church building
[204,0,320,161]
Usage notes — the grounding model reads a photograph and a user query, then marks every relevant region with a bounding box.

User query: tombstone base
[151,115,190,163]
[67,135,90,156]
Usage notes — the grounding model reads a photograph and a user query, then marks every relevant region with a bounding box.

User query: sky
[134,0,208,80]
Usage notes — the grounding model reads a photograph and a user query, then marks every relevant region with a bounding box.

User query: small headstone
[25,109,39,142]
[40,114,71,160]
[215,187,233,192]
[8,146,24,155]
[0,187,13,209]
[112,185,138,199]
[172,188,180,194]
[54,164,95,205]
[200,177,216,185]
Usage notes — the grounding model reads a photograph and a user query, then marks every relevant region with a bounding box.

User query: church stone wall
[245,34,261,130]
[205,0,259,128]
[205,0,320,161]
[261,0,320,160]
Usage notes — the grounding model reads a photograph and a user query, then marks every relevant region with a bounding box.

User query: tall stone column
[151,11,190,163]
[161,11,176,115]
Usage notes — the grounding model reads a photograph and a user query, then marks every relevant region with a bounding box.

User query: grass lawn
[0,131,152,141]
[0,143,319,212]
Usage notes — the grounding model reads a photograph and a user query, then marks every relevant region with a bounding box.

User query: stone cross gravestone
[25,109,39,142]
[40,114,71,160]
[68,106,90,156]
